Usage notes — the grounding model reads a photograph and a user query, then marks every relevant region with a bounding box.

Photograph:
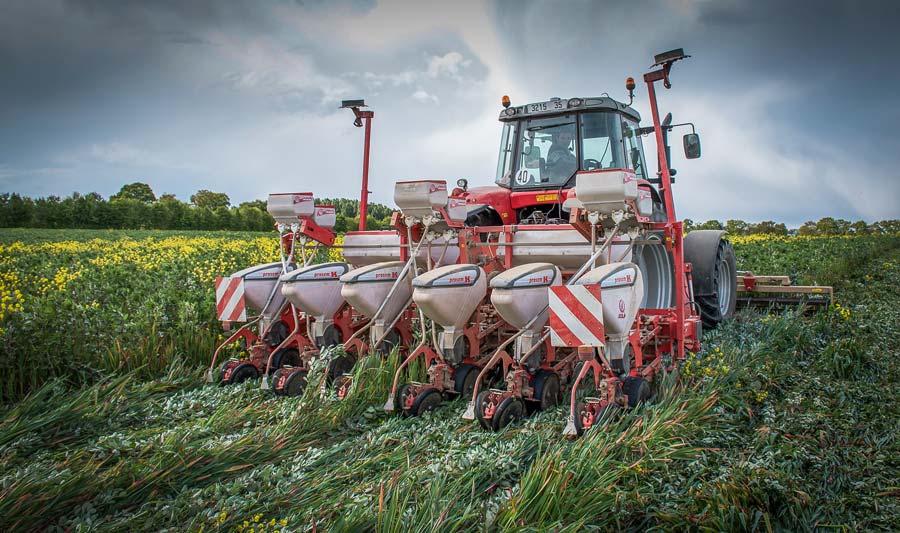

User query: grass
[0,230,898,530]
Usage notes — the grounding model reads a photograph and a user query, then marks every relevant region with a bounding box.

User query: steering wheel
[583,158,602,171]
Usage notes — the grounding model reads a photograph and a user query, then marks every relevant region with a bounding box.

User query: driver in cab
[545,130,577,181]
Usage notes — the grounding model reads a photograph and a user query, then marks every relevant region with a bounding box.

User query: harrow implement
[736,271,833,309]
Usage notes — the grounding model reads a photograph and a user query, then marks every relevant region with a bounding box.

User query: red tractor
[377,49,737,434]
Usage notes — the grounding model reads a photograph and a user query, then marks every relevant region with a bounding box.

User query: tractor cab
[458,96,653,226]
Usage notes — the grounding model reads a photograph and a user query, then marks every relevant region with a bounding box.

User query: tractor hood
[462,185,508,201]
[457,185,514,225]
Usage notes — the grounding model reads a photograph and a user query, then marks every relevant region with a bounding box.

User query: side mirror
[683,133,701,159]
[662,113,673,128]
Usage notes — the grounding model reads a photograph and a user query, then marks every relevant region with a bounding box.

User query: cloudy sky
[1,0,898,224]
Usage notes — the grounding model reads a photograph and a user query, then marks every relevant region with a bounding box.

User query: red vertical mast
[341,99,374,231]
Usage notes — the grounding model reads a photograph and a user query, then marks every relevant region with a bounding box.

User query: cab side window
[580,112,625,170]
[622,119,647,180]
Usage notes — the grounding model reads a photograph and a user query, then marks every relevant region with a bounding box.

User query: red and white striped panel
[215,277,247,322]
[549,285,605,347]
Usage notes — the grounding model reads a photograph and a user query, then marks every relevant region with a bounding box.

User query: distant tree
[850,220,869,234]
[815,217,840,235]
[834,218,852,235]
[111,182,156,203]
[749,220,788,235]
[0,193,35,227]
[14,184,893,235]
[797,221,817,236]
[696,220,725,231]
[239,199,267,211]
[237,200,274,231]
[724,219,748,236]
[191,189,230,210]
[873,220,900,234]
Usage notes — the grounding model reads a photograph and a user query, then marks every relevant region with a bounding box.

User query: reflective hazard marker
[549,285,605,347]
[215,277,247,322]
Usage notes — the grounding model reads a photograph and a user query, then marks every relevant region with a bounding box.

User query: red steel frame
[556,57,702,434]
[227,57,704,429]
[211,213,357,385]
[348,107,375,231]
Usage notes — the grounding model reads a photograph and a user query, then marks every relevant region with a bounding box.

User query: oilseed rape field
[1,229,898,531]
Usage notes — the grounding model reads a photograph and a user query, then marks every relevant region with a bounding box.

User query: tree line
[684,218,900,236]
[0,182,896,236]
[0,183,395,233]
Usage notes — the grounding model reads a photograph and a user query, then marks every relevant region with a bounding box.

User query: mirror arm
[638,122,695,136]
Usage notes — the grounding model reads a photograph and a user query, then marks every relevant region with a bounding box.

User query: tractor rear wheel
[684,230,737,329]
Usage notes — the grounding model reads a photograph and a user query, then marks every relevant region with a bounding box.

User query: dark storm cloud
[0,0,496,203]
[0,0,897,223]
[490,0,900,223]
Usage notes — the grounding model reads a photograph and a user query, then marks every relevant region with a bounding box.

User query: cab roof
[498,96,641,123]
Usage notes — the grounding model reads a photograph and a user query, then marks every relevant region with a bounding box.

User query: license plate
[525,99,566,114]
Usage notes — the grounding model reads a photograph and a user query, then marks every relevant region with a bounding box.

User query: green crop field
[1,229,898,531]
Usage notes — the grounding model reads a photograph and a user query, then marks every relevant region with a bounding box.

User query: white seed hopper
[412,264,486,357]
[266,192,315,224]
[341,261,413,338]
[575,261,644,366]
[227,262,288,318]
[490,263,561,359]
[281,262,350,343]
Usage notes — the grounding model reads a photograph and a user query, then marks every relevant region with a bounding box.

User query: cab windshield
[495,110,644,189]
[513,115,577,188]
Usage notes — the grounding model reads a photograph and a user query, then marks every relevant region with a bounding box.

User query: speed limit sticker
[515,169,532,185]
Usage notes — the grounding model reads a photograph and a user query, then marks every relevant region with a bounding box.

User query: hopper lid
[576,262,639,288]
[340,261,407,284]
[490,263,559,289]
[281,262,349,283]
[413,264,482,288]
